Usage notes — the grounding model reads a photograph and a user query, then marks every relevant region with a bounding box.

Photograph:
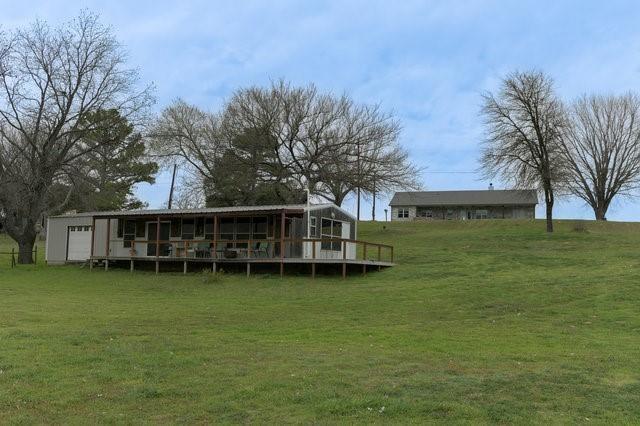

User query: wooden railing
[105,238,394,263]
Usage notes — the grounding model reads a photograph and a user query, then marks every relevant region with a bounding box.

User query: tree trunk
[17,232,37,264]
[593,197,608,221]
[544,186,554,233]
[356,187,361,221]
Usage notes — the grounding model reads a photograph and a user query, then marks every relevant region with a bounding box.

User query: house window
[170,218,182,237]
[252,217,267,240]
[236,217,251,241]
[195,217,205,238]
[219,218,234,240]
[309,216,317,237]
[204,218,214,240]
[182,218,195,240]
[398,208,409,218]
[321,218,343,251]
[475,209,488,220]
[123,219,136,248]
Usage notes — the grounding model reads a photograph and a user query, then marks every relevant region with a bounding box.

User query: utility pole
[167,163,177,209]
[356,139,361,221]
[371,177,376,221]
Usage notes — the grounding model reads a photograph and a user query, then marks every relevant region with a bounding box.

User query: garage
[66,225,92,261]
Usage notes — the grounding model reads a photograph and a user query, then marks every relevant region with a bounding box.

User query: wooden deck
[90,255,394,278]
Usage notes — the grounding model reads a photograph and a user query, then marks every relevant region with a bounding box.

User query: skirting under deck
[89,256,394,278]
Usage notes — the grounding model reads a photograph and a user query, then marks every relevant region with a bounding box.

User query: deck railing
[104,238,394,263]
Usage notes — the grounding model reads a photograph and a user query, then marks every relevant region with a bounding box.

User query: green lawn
[1,220,639,423]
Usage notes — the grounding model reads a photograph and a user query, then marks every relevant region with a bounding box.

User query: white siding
[46,216,93,264]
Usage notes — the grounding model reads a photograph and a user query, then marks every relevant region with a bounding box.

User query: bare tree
[0,12,153,263]
[480,70,566,232]
[561,93,640,220]
[148,99,225,181]
[152,81,420,215]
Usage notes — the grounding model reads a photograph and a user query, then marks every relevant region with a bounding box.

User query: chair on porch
[252,241,270,258]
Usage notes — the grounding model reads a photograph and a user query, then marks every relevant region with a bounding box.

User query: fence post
[34,245,38,265]
[11,247,16,268]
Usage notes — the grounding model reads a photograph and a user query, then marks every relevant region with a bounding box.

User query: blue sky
[3,1,640,220]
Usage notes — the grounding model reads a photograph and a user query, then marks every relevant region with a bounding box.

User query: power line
[424,171,477,174]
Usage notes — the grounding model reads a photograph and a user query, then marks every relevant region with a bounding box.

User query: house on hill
[45,203,394,276]
[389,186,538,221]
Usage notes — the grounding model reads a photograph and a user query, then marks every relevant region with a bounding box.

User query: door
[147,222,171,256]
[67,226,92,261]
[342,223,355,260]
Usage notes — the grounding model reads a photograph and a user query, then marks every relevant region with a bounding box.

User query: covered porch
[88,206,394,277]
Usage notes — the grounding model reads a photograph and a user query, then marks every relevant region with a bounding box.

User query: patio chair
[253,241,270,258]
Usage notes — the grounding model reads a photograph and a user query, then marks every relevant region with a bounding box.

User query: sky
[3,1,640,220]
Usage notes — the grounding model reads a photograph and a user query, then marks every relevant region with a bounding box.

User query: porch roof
[51,204,310,219]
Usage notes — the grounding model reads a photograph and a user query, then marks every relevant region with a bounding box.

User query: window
[135,220,146,237]
[205,218,214,240]
[123,220,136,248]
[309,216,317,237]
[475,209,488,220]
[220,218,234,240]
[253,217,267,240]
[182,218,195,240]
[170,218,182,237]
[398,208,409,218]
[195,217,205,238]
[236,217,251,240]
[321,218,344,251]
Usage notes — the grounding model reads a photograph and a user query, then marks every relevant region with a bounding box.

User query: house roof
[49,202,357,220]
[389,190,538,207]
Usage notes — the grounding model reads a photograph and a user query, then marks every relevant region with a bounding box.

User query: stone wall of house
[391,205,535,221]
[390,206,417,221]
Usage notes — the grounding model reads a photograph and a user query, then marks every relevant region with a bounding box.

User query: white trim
[305,203,356,220]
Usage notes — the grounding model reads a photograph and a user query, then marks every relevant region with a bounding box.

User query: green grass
[1,220,639,424]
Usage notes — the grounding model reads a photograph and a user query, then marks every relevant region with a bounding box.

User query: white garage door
[67,226,92,261]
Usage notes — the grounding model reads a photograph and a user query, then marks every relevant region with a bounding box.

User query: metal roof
[50,203,323,218]
[389,190,538,206]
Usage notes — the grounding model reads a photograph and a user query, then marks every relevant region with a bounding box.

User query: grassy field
[1,220,639,424]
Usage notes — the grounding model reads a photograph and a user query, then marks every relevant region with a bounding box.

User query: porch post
[105,218,110,271]
[155,215,160,274]
[342,240,347,279]
[362,243,367,275]
[311,239,316,279]
[90,216,95,270]
[212,215,218,273]
[280,210,285,278]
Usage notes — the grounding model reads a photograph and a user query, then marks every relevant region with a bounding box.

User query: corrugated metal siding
[307,206,356,239]
[92,218,109,257]
[46,216,92,264]
[50,204,310,218]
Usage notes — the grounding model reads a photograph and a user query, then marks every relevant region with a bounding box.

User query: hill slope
[1,220,639,423]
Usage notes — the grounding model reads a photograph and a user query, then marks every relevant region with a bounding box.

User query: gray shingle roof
[389,190,538,206]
